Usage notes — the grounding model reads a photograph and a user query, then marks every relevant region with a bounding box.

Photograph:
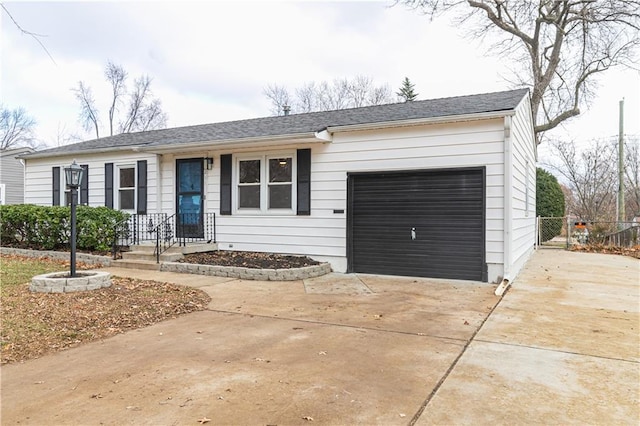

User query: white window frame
[233,151,296,215]
[0,183,5,205]
[116,164,136,212]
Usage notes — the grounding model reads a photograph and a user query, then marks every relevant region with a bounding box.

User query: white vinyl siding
[24,152,158,212]
[509,96,537,279]
[0,147,32,205]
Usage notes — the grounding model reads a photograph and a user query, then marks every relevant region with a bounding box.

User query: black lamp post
[64,161,83,277]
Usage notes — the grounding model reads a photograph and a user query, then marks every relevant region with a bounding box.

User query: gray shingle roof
[26,88,528,157]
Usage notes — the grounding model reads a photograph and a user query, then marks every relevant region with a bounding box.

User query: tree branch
[1,3,56,65]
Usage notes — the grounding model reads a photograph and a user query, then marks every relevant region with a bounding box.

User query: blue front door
[176,159,203,238]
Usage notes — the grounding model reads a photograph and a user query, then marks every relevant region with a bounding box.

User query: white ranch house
[21,89,537,283]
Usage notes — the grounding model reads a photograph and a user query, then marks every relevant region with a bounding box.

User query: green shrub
[536,168,565,241]
[0,204,129,252]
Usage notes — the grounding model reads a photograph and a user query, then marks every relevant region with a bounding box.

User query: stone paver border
[1,247,332,281]
[0,247,113,266]
[161,261,332,281]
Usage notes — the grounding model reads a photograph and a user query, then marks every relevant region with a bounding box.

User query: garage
[347,167,486,281]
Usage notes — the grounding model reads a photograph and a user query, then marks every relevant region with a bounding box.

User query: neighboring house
[21,89,537,283]
[1,147,34,205]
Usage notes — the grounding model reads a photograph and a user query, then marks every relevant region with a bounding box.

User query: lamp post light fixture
[64,160,84,277]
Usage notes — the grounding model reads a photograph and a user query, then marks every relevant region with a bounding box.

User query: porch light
[205,157,214,170]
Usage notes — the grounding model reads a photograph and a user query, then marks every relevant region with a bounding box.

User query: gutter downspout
[496,116,513,297]
[20,158,27,205]
[156,154,162,214]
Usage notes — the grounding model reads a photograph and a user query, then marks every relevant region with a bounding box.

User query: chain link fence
[536,216,639,249]
[537,216,568,249]
[569,221,638,247]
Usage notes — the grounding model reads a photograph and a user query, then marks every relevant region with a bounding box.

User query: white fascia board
[325,110,515,134]
[135,132,328,154]
[20,145,145,159]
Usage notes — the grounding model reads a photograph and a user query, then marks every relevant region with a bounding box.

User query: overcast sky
[2,1,639,157]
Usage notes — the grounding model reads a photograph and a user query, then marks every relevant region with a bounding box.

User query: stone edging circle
[30,271,112,293]
[161,261,332,281]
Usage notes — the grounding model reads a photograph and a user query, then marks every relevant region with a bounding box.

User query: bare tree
[295,82,318,113]
[317,79,351,111]
[119,76,167,133]
[263,84,292,116]
[264,75,395,115]
[73,62,168,139]
[105,61,127,137]
[0,105,37,150]
[50,122,82,147]
[624,135,640,217]
[369,85,396,105]
[73,81,100,139]
[1,3,56,64]
[546,138,618,220]
[398,1,640,142]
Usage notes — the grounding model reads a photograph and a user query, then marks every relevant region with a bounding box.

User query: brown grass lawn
[0,254,210,364]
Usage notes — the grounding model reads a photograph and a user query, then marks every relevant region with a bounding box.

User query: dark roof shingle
[28,88,528,157]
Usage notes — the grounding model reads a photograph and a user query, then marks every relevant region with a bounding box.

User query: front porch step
[180,243,218,254]
[120,242,218,264]
[128,243,218,255]
[121,251,184,262]
[112,259,161,271]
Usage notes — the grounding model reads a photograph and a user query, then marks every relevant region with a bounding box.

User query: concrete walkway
[1,250,638,425]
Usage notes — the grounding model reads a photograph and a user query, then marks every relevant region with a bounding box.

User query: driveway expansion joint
[409,290,504,425]
[205,308,472,342]
[473,338,640,364]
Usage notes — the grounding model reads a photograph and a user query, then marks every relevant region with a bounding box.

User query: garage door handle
[411,228,416,240]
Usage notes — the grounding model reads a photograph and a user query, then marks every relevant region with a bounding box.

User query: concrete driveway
[1,250,638,425]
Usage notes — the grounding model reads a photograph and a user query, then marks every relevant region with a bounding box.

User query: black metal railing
[111,216,133,259]
[153,212,217,262]
[130,213,168,244]
[112,212,216,260]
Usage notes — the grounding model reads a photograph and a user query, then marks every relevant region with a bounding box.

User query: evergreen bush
[0,204,128,252]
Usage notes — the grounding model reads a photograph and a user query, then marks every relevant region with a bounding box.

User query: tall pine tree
[396,77,418,102]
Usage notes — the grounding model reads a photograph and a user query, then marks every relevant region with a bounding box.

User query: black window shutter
[297,148,311,215]
[80,164,89,205]
[220,154,232,215]
[52,167,60,206]
[137,160,147,214]
[105,163,114,208]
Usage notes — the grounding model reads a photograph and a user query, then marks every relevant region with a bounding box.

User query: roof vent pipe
[283,105,291,116]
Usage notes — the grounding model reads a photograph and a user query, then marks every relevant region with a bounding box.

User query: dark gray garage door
[347,167,486,281]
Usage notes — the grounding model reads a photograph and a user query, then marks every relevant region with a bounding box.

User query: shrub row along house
[20,89,537,284]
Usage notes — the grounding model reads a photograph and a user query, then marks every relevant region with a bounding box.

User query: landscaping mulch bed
[0,254,210,365]
[178,251,321,269]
